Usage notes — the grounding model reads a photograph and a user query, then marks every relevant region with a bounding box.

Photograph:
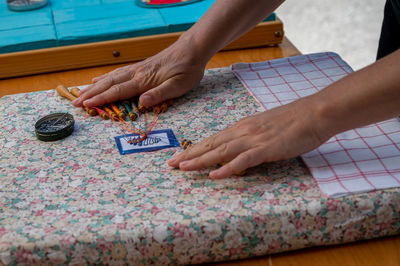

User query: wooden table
[0,37,399,266]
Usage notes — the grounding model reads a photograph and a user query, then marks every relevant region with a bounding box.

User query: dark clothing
[377,0,400,59]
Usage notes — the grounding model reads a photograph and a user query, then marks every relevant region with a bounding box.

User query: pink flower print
[195,202,208,211]
[325,199,340,212]
[114,198,127,205]
[172,224,188,238]
[279,186,292,194]
[15,248,41,264]
[0,226,7,237]
[72,163,81,170]
[116,223,127,230]
[229,245,245,257]
[294,217,307,231]
[268,199,280,205]
[268,239,282,252]
[379,220,393,231]
[87,178,99,184]
[64,161,74,167]
[183,188,192,194]
[150,206,162,214]
[139,243,153,258]
[343,227,361,242]
[88,210,99,216]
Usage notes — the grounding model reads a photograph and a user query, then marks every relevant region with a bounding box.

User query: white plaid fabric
[231,52,400,198]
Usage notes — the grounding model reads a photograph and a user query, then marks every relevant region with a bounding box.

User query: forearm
[178,0,284,65]
[312,49,400,138]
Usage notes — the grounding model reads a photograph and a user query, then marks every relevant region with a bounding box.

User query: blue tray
[1,0,276,53]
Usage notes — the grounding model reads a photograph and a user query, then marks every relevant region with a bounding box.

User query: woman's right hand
[72,39,207,108]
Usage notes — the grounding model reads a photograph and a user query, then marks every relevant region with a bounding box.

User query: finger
[92,65,133,84]
[168,128,241,167]
[86,73,117,94]
[139,76,192,107]
[78,83,95,96]
[83,80,139,107]
[178,138,250,171]
[72,71,131,107]
[92,74,107,83]
[209,147,265,179]
[79,83,98,95]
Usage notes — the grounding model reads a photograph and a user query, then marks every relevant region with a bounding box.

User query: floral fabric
[0,68,399,265]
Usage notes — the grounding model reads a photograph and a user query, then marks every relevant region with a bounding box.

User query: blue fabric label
[114,129,180,155]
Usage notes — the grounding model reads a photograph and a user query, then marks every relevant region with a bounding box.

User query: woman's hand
[168,49,400,179]
[72,40,207,108]
[168,97,331,179]
[70,0,286,109]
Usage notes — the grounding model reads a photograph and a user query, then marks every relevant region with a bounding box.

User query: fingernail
[168,153,179,163]
[141,94,152,105]
[210,169,222,179]
[179,160,189,168]
[72,98,80,106]
[83,99,92,106]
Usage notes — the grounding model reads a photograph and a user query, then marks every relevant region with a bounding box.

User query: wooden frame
[0,20,283,79]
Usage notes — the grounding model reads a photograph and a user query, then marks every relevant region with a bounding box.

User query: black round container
[35,113,75,142]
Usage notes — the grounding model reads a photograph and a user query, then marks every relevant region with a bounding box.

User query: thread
[111,103,126,120]
[104,106,118,121]
[93,107,109,120]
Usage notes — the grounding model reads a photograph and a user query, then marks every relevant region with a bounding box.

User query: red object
[136,0,202,8]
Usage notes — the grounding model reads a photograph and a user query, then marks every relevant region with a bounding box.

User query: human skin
[71,0,283,108]
[72,0,400,179]
[169,50,400,178]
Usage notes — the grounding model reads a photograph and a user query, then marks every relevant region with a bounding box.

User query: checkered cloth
[231,52,400,198]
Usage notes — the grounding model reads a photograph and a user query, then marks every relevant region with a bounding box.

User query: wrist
[176,30,216,67]
[297,94,338,144]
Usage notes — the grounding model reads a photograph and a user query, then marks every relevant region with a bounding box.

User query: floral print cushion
[0,68,399,265]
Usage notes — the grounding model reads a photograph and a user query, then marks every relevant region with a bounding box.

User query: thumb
[139,78,194,107]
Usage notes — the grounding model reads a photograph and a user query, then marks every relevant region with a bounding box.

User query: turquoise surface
[159,1,276,32]
[0,4,56,53]
[53,2,168,45]
[1,0,276,53]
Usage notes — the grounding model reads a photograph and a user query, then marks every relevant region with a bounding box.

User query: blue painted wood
[50,0,102,10]
[0,25,56,53]
[0,3,56,53]
[159,0,215,32]
[0,0,278,53]
[264,13,276,22]
[53,2,168,45]
[101,0,135,4]
[53,1,157,24]
[0,3,53,31]
[159,0,275,32]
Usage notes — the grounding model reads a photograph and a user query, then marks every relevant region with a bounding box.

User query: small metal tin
[35,113,75,142]
[7,0,48,12]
